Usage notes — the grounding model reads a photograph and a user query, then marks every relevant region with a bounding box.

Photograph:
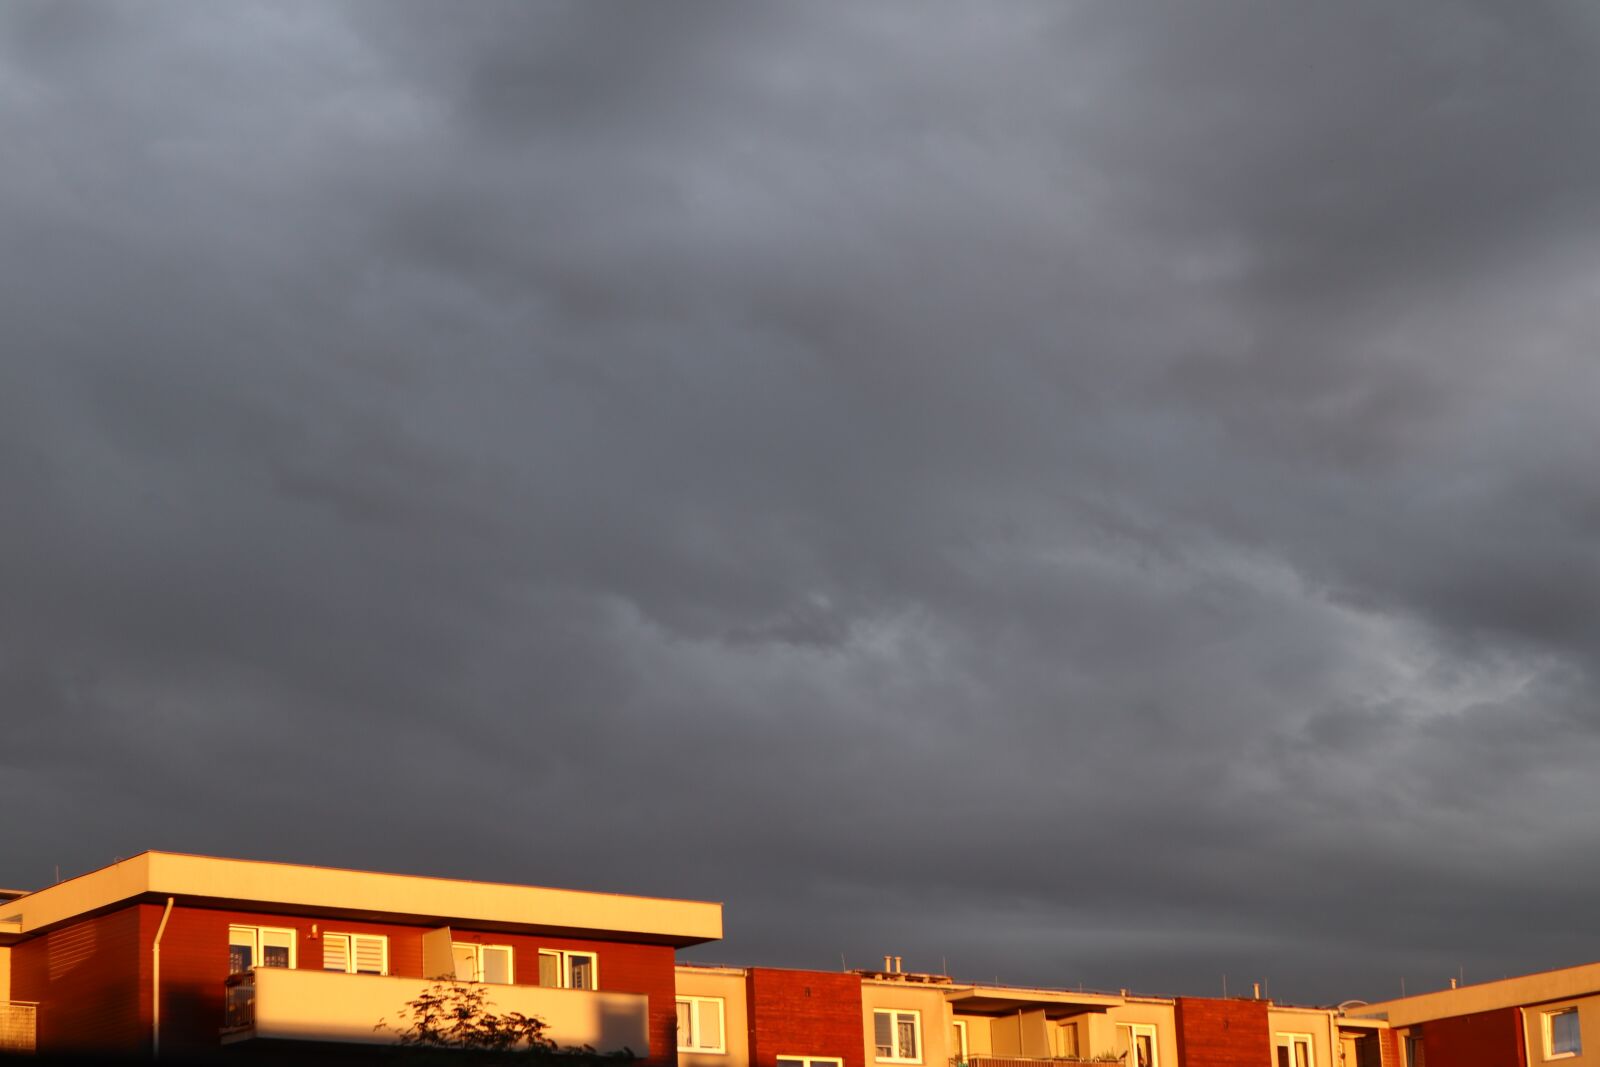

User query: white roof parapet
[3,851,722,947]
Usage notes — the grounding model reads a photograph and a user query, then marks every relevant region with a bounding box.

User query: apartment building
[0,851,722,1059]
[674,961,1232,1067]
[1350,961,1600,1067]
[4,848,1592,1066]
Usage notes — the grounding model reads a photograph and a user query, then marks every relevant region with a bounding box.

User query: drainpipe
[152,897,174,1059]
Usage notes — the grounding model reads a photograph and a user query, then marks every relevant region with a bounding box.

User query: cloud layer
[4,1,1600,1003]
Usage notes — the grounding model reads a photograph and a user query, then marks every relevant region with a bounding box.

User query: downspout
[151,897,174,1059]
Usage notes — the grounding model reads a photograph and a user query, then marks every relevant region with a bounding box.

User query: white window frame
[452,942,514,984]
[1119,1023,1159,1067]
[228,925,297,973]
[323,932,390,975]
[539,949,599,990]
[1544,1007,1582,1060]
[778,1057,844,1067]
[952,1020,969,1063]
[875,1009,923,1064]
[677,995,727,1053]
[1275,1033,1314,1067]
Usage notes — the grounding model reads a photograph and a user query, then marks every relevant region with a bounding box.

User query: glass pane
[1135,1034,1153,1067]
[1554,1011,1581,1055]
[259,929,293,968]
[1295,1040,1310,1067]
[323,935,350,972]
[778,1059,805,1067]
[229,927,255,974]
[898,1017,917,1059]
[700,1000,722,1049]
[875,1013,893,1056]
[540,952,560,987]
[569,954,595,990]
[677,1002,693,1048]
[453,944,479,982]
[482,946,511,984]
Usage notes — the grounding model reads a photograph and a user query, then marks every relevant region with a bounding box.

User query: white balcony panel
[240,968,650,1053]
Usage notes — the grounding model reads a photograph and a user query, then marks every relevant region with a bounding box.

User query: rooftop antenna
[54,865,60,884]
[841,953,848,972]
[1222,974,1228,998]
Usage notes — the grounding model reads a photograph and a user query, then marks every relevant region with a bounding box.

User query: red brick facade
[1174,997,1271,1067]
[10,901,679,1062]
[746,967,866,1067]
[9,903,151,1054]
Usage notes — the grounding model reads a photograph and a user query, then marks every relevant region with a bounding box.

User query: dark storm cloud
[4,0,1600,1003]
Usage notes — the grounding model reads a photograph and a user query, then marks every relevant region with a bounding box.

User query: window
[1545,1008,1582,1060]
[539,949,598,990]
[1276,1034,1313,1067]
[452,942,513,984]
[875,1009,922,1063]
[952,1020,969,1064]
[1119,1024,1157,1067]
[1054,1022,1079,1059]
[229,925,296,973]
[1404,1034,1425,1067]
[323,932,389,975]
[778,1058,844,1067]
[677,996,726,1053]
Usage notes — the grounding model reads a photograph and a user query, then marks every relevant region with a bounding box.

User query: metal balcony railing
[0,1001,37,1054]
[965,1055,1124,1067]
[223,973,255,1030]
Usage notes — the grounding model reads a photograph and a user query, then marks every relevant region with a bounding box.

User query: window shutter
[354,935,386,975]
[323,935,350,973]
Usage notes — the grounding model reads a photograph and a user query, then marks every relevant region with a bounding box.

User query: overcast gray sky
[4,1,1600,1006]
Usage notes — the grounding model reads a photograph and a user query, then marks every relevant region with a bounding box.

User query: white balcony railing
[0,1001,37,1054]
[223,969,649,1054]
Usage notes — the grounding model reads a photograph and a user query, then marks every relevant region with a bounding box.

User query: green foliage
[377,981,556,1054]
[375,981,637,1064]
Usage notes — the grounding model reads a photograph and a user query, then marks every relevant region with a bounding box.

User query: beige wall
[953,1013,990,1057]
[1522,994,1600,1067]
[677,967,750,1067]
[1269,1008,1336,1067]
[862,982,955,1067]
[239,967,650,1052]
[1098,1001,1177,1067]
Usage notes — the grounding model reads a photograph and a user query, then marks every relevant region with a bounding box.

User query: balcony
[966,1057,1124,1067]
[0,1001,36,1054]
[222,970,650,1053]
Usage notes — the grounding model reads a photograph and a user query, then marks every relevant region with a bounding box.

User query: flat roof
[0,851,722,947]
[1355,961,1600,1027]
[947,984,1127,1016]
